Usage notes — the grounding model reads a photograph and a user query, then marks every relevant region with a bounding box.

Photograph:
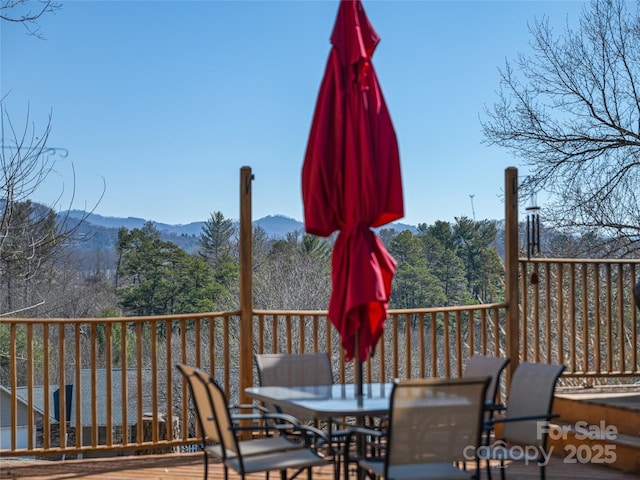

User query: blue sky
[1,0,587,227]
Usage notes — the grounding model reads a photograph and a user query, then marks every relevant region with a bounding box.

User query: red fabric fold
[302,0,403,362]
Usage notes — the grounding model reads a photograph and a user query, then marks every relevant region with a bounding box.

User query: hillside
[63,211,418,254]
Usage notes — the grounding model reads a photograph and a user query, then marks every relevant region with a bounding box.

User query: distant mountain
[253,215,304,238]
[66,210,205,236]
[65,211,418,241]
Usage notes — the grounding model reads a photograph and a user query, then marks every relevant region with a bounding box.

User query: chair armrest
[346,425,386,440]
[344,425,387,467]
[486,412,559,429]
[229,403,269,413]
[208,412,302,427]
[297,423,334,453]
[484,401,505,412]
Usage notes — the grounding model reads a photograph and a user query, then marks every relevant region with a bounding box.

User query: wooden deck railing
[520,258,639,380]
[1,256,638,458]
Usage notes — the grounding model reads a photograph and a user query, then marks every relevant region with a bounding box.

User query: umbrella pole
[355,333,363,406]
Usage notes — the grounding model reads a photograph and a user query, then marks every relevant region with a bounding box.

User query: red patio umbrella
[302,0,403,363]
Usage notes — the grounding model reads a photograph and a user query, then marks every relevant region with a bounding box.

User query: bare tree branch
[482,0,640,254]
[0,0,62,38]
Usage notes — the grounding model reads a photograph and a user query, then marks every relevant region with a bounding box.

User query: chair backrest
[255,353,334,386]
[463,354,510,405]
[255,353,333,419]
[176,363,221,445]
[501,362,566,447]
[385,376,489,474]
[193,368,241,459]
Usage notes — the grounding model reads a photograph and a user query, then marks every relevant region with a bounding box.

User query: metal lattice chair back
[386,377,490,469]
[176,363,221,445]
[501,362,566,447]
[463,354,510,407]
[255,353,334,419]
[193,369,241,458]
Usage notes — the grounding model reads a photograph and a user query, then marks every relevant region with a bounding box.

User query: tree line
[0,204,508,320]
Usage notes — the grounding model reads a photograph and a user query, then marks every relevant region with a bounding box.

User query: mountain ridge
[65,210,418,239]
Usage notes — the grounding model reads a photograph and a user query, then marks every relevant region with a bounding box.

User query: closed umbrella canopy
[302,0,403,362]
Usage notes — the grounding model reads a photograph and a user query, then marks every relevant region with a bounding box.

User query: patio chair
[347,376,490,480]
[177,364,310,480]
[483,362,566,480]
[193,368,331,480]
[462,354,510,421]
[254,353,334,418]
[254,353,350,466]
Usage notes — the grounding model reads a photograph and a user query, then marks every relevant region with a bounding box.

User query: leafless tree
[482,0,640,255]
[0,0,61,38]
[0,104,103,317]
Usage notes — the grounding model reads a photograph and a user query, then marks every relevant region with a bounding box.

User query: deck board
[1,453,637,480]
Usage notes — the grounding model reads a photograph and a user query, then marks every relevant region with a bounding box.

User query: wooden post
[504,167,520,381]
[239,166,254,406]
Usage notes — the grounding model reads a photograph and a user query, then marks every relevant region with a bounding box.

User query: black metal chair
[255,353,349,477]
[347,377,490,480]
[483,362,566,480]
[463,354,510,425]
[193,367,332,480]
[177,363,319,480]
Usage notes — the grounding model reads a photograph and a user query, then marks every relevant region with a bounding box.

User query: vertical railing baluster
[419,312,425,378]
[378,322,386,383]
[617,263,625,373]
[545,263,552,363]
[150,320,158,443]
[392,313,399,379]
[492,307,501,358]
[223,315,230,394]
[606,263,613,373]
[581,263,589,373]
[443,311,450,379]
[557,263,564,368]
[272,314,278,353]
[165,318,173,443]
[209,316,216,378]
[313,314,320,353]
[403,313,410,378]
[105,322,113,446]
[135,322,143,444]
[121,320,128,445]
[631,263,637,371]
[569,263,576,373]
[58,323,67,449]
[468,308,475,357]
[430,312,438,378]
[27,323,34,450]
[195,317,201,367]
[75,323,82,448]
[10,323,17,451]
[520,260,528,362]
[180,317,189,443]
[480,308,487,355]
[593,262,601,374]
[257,313,264,353]
[286,314,293,353]
[533,262,540,363]
[455,310,462,377]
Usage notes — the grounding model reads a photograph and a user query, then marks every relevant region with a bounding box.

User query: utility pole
[469,194,476,220]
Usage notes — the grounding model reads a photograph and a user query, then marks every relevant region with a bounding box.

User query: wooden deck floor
[1,453,638,480]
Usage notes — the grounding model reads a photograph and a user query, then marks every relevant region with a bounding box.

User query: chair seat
[360,459,475,480]
[226,448,328,474]
[206,435,304,458]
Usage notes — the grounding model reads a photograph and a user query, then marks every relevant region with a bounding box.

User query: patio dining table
[245,382,393,479]
[245,382,393,420]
